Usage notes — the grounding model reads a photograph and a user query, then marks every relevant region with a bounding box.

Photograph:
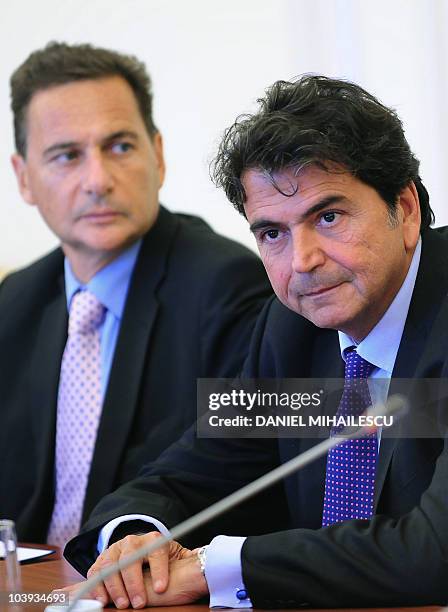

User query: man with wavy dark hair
[0,42,271,548]
[213,75,433,230]
[64,76,448,609]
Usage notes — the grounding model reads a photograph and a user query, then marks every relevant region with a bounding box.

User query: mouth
[301,282,345,297]
[80,211,122,222]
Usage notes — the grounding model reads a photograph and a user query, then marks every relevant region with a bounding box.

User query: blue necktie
[322,348,378,526]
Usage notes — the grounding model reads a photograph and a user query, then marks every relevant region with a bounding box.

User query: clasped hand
[58,532,208,609]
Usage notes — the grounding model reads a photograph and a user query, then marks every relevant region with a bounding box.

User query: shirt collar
[338,238,422,374]
[64,239,142,319]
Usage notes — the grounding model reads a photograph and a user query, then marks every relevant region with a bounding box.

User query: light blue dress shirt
[98,239,422,608]
[64,239,142,397]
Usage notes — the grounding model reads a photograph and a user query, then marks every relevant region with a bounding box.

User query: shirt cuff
[97,514,171,553]
[205,535,252,608]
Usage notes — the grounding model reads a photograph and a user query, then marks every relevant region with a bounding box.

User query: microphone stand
[66,395,407,611]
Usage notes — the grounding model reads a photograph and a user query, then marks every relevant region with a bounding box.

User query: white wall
[1,0,447,269]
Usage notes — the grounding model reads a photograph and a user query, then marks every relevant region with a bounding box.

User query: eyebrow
[249,195,349,233]
[42,130,139,158]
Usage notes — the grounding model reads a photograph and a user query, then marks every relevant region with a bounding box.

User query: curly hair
[212,75,433,230]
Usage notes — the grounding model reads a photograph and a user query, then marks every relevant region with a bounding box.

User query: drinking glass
[0,519,22,601]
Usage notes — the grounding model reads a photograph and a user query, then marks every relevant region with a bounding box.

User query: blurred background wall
[1,0,447,271]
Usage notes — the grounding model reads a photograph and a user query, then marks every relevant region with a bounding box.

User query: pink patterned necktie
[47,290,105,548]
[322,348,377,526]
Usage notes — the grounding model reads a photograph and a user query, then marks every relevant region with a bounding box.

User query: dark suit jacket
[0,206,272,543]
[65,226,448,607]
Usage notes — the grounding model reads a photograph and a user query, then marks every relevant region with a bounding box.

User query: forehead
[242,166,383,221]
[25,76,146,146]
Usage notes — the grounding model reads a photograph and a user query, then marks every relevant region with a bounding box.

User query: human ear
[397,182,421,251]
[11,153,35,205]
[152,132,166,188]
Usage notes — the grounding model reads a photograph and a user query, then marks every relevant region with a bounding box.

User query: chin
[86,231,138,252]
[302,309,353,331]
[307,317,339,330]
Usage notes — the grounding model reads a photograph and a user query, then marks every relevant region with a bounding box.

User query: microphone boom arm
[67,394,407,611]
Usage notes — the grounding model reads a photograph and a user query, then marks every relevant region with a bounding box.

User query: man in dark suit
[64,76,448,608]
[0,43,271,546]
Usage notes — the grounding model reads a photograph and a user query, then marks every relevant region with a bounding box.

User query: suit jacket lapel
[27,268,67,525]
[374,228,448,507]
[83,207,179,517]
[284,329,343,527]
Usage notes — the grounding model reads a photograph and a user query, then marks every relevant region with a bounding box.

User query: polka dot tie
[47,290,105,548]
[322,348,377,526]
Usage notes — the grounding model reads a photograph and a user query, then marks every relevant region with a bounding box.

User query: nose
[291,226,325,273]
[82,152,114,200]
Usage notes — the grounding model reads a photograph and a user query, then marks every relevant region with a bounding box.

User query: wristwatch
[197,545,207,576]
